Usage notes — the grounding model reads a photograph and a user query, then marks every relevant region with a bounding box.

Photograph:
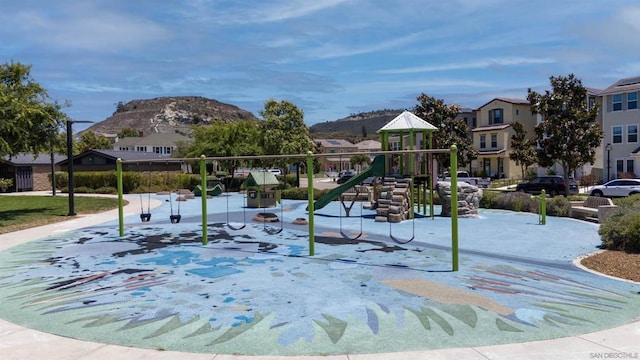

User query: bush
[281,187,329,200]
[74,186,95,194]
[599,194,640,253]
[545,196,570,217]
[479,189,500,209]
[94,186,118,194]
[494,192,538,212]
[599,210,640,253]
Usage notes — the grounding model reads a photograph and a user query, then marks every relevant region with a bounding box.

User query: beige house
[471,98,537,179]
[314,139,358,173]
[114,132,190,156]
[599,76,640,180]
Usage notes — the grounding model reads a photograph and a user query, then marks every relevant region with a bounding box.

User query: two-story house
[471,98,537,179]
[314,139,358,173]
[114,132,190,156]
[599,76,640,181]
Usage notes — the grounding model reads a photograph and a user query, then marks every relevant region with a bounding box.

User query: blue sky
[2,1,640,129]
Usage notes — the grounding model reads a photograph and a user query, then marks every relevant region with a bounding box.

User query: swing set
[116,147,461,271]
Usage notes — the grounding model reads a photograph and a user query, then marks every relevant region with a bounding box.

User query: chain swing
[139,162,152,222]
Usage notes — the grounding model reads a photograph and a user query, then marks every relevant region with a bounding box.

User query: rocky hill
[308,109,405,141]
[85,96,259,136]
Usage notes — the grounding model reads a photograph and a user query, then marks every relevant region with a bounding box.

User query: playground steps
[375,177,411,223]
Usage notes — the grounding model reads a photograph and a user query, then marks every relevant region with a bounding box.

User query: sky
[2,0,640,130]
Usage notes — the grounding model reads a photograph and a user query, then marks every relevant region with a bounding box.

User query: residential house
[599,76,640,180]
[56,149,183,172]
[0,153,66,192]
[114,132,190,156]
[471,98,537,179]
[314,139,358,173]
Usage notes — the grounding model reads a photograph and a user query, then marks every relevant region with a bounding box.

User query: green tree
[414,93,476,172]
[260,99,316,172]
[527,74,602,195]
[509,121,537,180]
[186,120,262,175]
[350,154,371,172]
[0,62,68,157]
[74,130,112,154]
[117,126,139,138]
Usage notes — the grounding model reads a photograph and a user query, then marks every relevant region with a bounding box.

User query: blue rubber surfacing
[0,194,638,355]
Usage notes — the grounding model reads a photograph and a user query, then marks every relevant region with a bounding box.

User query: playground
[1,187,640,356]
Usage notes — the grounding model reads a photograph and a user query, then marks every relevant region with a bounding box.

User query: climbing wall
[375,177,411,223]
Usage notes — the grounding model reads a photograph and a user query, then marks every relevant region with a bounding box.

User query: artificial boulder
[437,181,482,218]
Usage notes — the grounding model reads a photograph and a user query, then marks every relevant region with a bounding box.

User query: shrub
[74,186,95,194]
[281,187,329,200]
[599,194,640,253]
[599,209,640,253]
[479,189,499,209]
[494,192,538,212]
[94,186,118,194]
[545,196,570,217]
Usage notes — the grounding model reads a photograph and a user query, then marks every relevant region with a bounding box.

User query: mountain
[308,109,404,141]
[85,96,259,136]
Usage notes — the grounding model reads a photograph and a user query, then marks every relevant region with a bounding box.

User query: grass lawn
[0,196,121,234]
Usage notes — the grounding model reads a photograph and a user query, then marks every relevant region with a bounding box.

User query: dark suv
[516,176,578,196]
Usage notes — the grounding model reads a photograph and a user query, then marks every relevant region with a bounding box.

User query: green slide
[311,155,386,211]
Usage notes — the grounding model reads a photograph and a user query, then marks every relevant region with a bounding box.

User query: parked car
[269,169,282,176]
[336,171,356,184]
[590,179,640,197]
[516,175,578,196]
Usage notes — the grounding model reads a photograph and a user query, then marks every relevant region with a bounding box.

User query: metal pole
[201,155,208,245]
[117,158,124,237]
[307,151,315,256]
[50,140,56,196]
[450,145,459,271]
[66,120,75,216]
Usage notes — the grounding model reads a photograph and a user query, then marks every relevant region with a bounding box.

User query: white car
[590,179,640,197]
[269,169,282,176]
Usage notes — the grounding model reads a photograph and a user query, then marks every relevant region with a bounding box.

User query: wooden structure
[243,171,280,208]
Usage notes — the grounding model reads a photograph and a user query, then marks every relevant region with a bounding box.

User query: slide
[310,155,386,211]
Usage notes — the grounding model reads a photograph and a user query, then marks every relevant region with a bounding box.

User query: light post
[606,143,612,181]
[66,119,93,216]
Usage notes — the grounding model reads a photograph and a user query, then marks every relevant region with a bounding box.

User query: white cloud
[196,0,353,24]
[378,57,556,75]
[8,5,169,52]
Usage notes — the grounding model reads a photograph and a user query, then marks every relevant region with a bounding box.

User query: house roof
[477,97,529,110]
[471,124,512,132]
[1,153,67,166]
[376,111,437,133]
[115,133,190,147]
[599,76,640,95]
[56,149,172,165]
[243,171,279,187]
[314,139,357,148]
[354,139,381,151]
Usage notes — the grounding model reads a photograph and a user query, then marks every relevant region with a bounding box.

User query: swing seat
[170,214,182,223]
[140,213,151,222]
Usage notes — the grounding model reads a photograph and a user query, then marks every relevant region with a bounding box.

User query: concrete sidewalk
[0,193,639,359]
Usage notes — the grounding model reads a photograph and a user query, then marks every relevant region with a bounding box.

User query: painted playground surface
[0,193,639,356]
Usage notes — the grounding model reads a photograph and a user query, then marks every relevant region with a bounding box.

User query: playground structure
[116,146,463,270]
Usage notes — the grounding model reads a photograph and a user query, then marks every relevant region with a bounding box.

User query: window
[588,96,596,110]
[627,160,635,175]
[613,94,622,111]
[472,117,477,128]
[628,92,638,110]
[489,109,503,124]
[490,133,497,148]
[628,125,638,143]
[613,126,623,143]
[136,146,146,152]
[515,109,519,116]
[480,135,486,149]
[617,159,624,176]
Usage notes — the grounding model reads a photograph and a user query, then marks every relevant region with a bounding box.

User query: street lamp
[66,119,93,216]
[606,143,612,182]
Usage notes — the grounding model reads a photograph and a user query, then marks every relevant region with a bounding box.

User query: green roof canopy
[243,171,279,187]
